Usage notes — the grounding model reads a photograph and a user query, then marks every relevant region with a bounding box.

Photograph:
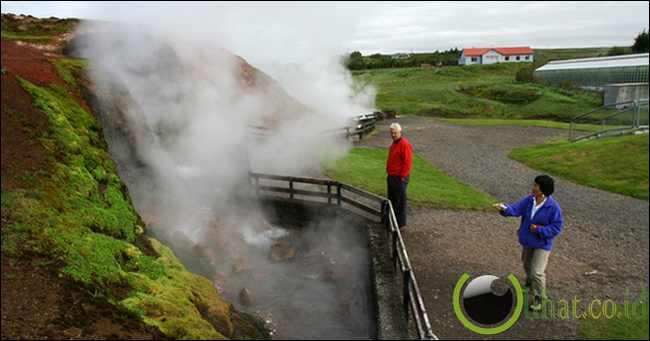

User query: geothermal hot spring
[78,18,382,339]
[148,195,378,339]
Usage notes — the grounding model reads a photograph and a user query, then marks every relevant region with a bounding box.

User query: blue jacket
[500,195,564,251]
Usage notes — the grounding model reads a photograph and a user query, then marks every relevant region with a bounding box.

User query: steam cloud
[76,4,377,338]
[78,4,376,233]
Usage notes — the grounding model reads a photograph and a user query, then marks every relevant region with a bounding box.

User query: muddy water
[226,222,374,339]
[150,211,376,340]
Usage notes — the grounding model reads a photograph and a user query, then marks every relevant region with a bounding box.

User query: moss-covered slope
[1,48,266,341]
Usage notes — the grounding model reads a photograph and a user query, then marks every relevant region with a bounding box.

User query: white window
[516,56,520,61]
[505,56,510,61]
[525,55,530,60]
[471,57,478,62]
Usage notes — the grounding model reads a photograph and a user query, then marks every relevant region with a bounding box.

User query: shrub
[515,64,536,83]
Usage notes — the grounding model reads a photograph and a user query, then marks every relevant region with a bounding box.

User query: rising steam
[76,4,377,338]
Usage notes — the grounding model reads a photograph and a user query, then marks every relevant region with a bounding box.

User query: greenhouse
[534,53,649,88]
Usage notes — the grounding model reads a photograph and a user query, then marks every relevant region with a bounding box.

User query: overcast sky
[2,1,648,58]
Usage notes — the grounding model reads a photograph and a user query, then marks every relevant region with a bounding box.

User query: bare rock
[62,327,82,339]
[232,256,251,273]
[269,240,296,262]
[239,288,252,306]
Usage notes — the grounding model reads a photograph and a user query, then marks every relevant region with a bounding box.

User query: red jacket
[386,137,413,178]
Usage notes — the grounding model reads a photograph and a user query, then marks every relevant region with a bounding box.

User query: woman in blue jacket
[494,175,564,312]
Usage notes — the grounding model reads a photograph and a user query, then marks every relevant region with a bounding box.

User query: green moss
[4,76,267,339]
[18,78,138,242]
[60,232,129,285]
[120,239,232,339]
[126,254,166,281]
[52,58,88,86]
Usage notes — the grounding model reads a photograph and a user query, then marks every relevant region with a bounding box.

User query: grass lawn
[579,299,649,340]
[440,118,613,132]
[324,147,495,210]
[509,134,649,200]
[353,63,603,121]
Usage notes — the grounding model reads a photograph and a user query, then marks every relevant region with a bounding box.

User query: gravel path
[359,116,649,339]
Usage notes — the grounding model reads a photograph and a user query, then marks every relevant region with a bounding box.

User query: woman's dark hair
[535,175,555,196]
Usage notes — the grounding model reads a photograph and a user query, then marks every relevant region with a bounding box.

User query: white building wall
[459,50,534,65]
[502,54,534,63]
[482,50,501,64]
[460,55,482,65]
[466,56,476,65]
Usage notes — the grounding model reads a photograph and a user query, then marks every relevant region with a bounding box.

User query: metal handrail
[249,172,438,340]
[569,99,649,141]
[571,99,640,122]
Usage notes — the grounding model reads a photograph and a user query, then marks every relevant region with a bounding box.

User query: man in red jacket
[386,122,413,228]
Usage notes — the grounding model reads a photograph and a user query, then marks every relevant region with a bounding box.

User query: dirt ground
[0,72,50,190]
[359,116,649,339]
[1,254,166,340]
[1,38,63,85]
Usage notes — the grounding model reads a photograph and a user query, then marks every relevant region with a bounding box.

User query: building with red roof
[459,46,534,65]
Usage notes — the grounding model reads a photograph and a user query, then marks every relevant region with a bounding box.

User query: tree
[345,51,365,70]
[632,29,649,53]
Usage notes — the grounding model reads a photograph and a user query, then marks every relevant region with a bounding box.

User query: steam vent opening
[145,184,394,340]
[80,25,410,339]
[90,103,411,338]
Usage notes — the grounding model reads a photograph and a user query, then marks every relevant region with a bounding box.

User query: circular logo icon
[452,273,524,335]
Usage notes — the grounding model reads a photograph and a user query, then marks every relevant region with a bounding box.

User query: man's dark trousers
[387,175,409,227]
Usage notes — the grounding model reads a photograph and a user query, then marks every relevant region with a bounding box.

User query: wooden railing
[348,113,378,140]
[248,112,378,141]
[249,172,438,340]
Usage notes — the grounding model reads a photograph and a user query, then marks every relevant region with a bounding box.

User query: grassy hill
[510,134,649,200]
[351,46,648,121]
[353,62,603,121]
[533,47,632,65]
[1,13,77,43]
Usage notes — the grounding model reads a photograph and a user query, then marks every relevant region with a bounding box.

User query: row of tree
[345,48,461,70]
[607,29,648,56]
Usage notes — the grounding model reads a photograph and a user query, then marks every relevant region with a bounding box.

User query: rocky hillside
[1,13,270,339]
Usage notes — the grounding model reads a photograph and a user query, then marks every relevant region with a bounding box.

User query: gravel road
[359,116,649,339]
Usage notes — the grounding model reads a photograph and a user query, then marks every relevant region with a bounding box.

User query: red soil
[0,72,49,190]
[1,38,62,85]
